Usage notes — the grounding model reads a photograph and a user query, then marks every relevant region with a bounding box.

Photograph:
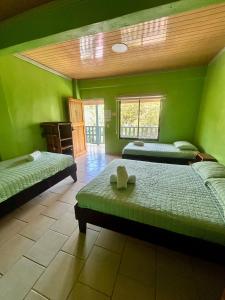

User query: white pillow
[192,161,225,181]
[174,141,198,151]
[133,141,144,146]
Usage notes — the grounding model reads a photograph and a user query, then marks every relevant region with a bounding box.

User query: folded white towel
[133,140,144,146]
[117,165,128,189]
[27,151,41,161]
[110,170,136,188]
[110,174,117,183]
[128,175,136,184]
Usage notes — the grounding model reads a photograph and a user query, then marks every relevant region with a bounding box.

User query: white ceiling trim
[14,53,72,80]
[209,45,225,65]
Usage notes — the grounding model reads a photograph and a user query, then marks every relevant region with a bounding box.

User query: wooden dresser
[41,122,73,156]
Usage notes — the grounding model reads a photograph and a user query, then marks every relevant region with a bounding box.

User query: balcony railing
[86,125,159,144]
[120,126,159,139]
[86,126,105,144]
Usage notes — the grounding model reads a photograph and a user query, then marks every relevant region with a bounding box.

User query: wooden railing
[120,126,159,139]
[86,125,158,144]
[85,126,105,144]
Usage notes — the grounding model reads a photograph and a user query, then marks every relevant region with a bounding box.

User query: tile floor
[0,144,224,300]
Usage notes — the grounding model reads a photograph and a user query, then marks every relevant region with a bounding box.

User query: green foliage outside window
[120,98,161,139]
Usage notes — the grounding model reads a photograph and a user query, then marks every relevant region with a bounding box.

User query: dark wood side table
[196,152,217,162]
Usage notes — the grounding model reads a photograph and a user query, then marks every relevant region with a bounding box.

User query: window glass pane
[120,101,139,138]
[139,99,160,139]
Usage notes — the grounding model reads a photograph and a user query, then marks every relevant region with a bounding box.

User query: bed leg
[78,220,86,233]
[70,169,77,182]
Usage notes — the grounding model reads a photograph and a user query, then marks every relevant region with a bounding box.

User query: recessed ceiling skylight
[112,43,128,53]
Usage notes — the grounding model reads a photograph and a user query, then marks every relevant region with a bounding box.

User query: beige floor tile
[19,215,55,241]
[50,212,78,236]
[76,175,90,183]
[14,204,46,222]
[34,251,83,300]
[0,217,27,245]
[95,228,126,254]
[67,204,75,213]
[20,196,44,208]
[49,182,75,194]
[37,191,61,207]
[112,274,155,300]
[64,176,77,184]
[127,236,156,249]
[24,290,48,300]
[25,230,68,267]
[79,246,120,296]
[59,182,85,205]
[192,257,225,282]
[87,223,101,232]
[51,177,74,187]
[0,257,44,300]
[57,188,78,205]
[156,272,198,300]
[68,282,109,300]
[62,228,99,259]
[0,234,34,274]
[51,177,75,186]
[41,201,73,219]
[71,181,86,192]
[157,246,193,278]
[119,239,156,287]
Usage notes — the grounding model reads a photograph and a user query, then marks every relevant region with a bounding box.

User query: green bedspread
[122,142,197,159]
[0,152,74,203]
[76,159,225,245]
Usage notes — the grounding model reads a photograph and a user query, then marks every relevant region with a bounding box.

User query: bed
[75,159,225,263]
[0,152,77,216]
[122,142,199,164]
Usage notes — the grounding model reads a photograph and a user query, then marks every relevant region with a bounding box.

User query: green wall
[77,66,206,154]
[195,50,225,165]
[0,55,72,160]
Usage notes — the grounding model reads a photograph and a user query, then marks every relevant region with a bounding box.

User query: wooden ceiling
[22,3,225,79]
[0,0,53,21]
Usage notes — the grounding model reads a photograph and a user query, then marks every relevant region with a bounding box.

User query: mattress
[76,159,225,245]
[122,142,198,159]
[0,152,74,203]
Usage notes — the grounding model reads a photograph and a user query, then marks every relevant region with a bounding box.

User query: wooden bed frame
[0,163,77,217]
[122,153,196,165]
[75,203,225,264]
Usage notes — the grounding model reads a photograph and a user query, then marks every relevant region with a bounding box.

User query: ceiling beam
[0,0,224,55]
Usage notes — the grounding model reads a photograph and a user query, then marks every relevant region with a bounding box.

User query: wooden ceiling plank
[23,5,225,57]
[23,23,225,60]
[26,37,225,64]
[20,2,225,79]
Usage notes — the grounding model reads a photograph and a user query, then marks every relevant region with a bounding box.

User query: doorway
[83,100,105,153]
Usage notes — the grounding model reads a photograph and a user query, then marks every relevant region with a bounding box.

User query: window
[119,96,162,140]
